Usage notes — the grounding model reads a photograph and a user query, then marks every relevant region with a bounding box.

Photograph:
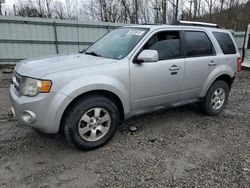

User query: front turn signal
[39,80,52,93]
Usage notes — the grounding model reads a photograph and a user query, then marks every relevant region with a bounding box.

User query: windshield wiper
[85,51,102,57]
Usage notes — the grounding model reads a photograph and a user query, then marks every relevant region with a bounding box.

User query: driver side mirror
[136,50,159,63]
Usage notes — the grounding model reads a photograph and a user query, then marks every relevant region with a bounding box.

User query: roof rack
[174,20,219,28]
[141,23,160,25]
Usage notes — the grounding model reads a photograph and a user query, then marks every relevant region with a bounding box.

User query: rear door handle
[208,61,216,66]
[169,65,180,71]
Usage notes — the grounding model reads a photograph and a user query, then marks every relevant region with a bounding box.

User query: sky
[4,0,15,7]
[1,0,15,13]
[1,0,90,9]
[3,0,91,7]
[1,0,91,15]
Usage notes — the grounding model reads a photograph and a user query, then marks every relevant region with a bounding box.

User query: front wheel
[63,95,120,150]
[201,80,229,116]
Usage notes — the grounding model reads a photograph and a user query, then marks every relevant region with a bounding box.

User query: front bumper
[9,84,70,133]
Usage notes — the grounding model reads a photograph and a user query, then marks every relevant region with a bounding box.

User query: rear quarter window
[213,32,237,54]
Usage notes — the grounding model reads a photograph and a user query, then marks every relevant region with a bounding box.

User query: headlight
[20,77,52,97]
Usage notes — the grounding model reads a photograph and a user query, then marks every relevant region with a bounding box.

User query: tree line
[3,0,250,30]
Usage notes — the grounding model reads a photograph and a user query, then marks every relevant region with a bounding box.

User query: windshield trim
[84,27,149,60]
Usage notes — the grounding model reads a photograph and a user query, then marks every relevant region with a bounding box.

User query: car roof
[123,24,230,33]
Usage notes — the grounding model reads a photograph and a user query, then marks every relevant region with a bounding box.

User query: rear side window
[185,31,214,57]
[213,32,237,54]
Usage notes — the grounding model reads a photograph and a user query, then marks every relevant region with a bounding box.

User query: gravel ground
[0,70,249,188]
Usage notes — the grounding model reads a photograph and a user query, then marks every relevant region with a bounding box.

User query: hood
[15,53,117,78]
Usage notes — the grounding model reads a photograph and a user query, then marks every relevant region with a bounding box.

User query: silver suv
[10,21,241,150]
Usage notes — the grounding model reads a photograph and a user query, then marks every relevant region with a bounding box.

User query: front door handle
[208,61,216,66]
[169,65,180,71]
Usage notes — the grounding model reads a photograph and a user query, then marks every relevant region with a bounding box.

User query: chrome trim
[12,72,22,96]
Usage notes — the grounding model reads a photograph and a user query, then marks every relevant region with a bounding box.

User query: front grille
[12,72,22,95]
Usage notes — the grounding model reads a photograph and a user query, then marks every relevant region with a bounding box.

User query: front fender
[200,65,235,97]
[58,75,130,114]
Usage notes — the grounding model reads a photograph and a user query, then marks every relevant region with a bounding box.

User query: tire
[201,80,229,116]
[63,95,120,150]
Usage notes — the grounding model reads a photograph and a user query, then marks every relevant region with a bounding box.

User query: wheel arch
[200,71,235,98]
[213,74,235,90]
[59,89,125,132]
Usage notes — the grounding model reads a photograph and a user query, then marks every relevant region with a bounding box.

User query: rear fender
[200,65,235,97]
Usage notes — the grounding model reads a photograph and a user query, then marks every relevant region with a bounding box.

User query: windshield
[85,28,148,60]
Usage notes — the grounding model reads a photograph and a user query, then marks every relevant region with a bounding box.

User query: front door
[130,30,185,110]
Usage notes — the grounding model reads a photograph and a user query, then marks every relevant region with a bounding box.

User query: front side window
[213,32,237,54]
[85,28,148,60]
[185,31,214,57]
[142,31,181,60]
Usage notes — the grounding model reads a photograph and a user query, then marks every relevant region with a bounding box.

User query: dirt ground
[0,70,249,188]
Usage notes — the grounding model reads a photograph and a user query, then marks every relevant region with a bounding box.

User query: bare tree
[10,0,250,30]
[151,0,169,23]
[219,0,225,20]
[64,0,78,19]
[15,0,43,17]
[204,0,214,22]
[0,1,3,16]
[168,0,181,22]
[45,0,53,18]
[121,0,140,23]
[53,0,66,19]
[139,0,151,23]
[193,0,202,19]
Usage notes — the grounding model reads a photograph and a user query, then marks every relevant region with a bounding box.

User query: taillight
[237,57,242,72]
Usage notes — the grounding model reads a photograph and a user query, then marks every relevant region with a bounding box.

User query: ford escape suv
[10,21,241,150]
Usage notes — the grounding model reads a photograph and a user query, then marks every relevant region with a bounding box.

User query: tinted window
[248,34,250,49]
[143,31,181,60]
[213,32,236,54]
[185,31,214,57]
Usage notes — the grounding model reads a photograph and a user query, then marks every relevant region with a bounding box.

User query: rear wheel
[201,80,229,116]
[63,95,120,150]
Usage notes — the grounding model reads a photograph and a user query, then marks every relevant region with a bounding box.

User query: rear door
[212,31,239,71]
[182,30,218,100]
